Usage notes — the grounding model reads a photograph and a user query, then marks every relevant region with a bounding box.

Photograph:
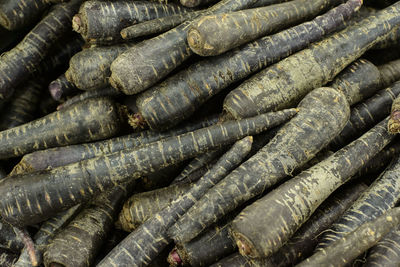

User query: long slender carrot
[230,117,394,259]
[0,97,124,160]
[373,26,400,49]
[10,114,218,175]
[223,3,400,120]
[109,0,260,96]
[0,109,295,226]
[117,183,192,232]
[0,0,49,30]
[73,0,191,44]
[97,137,253,267]
[133,0,360,130]
[187,0,344,57]
[43,181,135,267]
[297,208,400,267]
[167,87,349,244]
[378,59,400,89]
[0,0,84,100]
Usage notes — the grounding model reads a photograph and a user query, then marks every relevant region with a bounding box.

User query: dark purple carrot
[0,0,49,30]
[229,117,394,259]
[0,79,43,131]
[120,11,204,40]
[223,3,400,120]
[133,0,360,130]
[373,26,400,50]
[49,74,79,102]
[13,205,82,267]
[168,87,350,244]
[0,109,295,226]
[97,137,253,267]
[0,0,84,100]
[260,182,367,267]
[210,253,253,267]
[187,0,345,57]
[73,0,191,44]
[297,207,400,267]
[364,224,400,267]
[10,114,218,175]
[388,94,400,133]
[109,0,261,96]
[117,183,192,232]
[57,87,121,110]
[43,181,135,267]
[65,43,135,91]
[168,216,238,267]
[378,59,400,89]
[329,81,400,150]
[0,97,124,160]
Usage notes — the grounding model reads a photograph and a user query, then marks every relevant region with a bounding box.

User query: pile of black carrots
[0,0,400,266]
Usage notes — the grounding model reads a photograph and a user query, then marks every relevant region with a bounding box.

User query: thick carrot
[378,59,400,89]
[134,0,360,130]
[328,58,381,106]
[230,117,394,259]
[10,114,218,175]
[223,3,400,119]
[0,79,43,131]
[0,0,49,30]
[373,26,400,50]
[97,137,253,267]
[73,0,190,44]
[65,43,135,91]
[261,182,367,267]
[187,0,344,57]
[297,207,400,267]
[109,0,260,96]
[49,74,79,102]
[364,225,400,267]
[13,205,82,267]
[330,81,400,150]
[168,216,237,266]
[43,181,135,267]
[0,109,295,226]
[0,97,124,160]
[117,183,192,232]
[168,87,350,244]
[0,0,84,100]
[57,87,120,110]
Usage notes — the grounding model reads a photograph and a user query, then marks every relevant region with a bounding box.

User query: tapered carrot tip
[388,111,400,133]
[167,248,182,266]
[49,81,63,101]
[72,15,82,33]
[128,113,147,129]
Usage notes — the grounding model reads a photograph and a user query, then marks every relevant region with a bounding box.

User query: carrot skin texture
[43,182,134,267]
[65,44,135,91]
[373,26,400,50]
[181,0,217,8]
[187,0,345,56]
[378,59,400,89]
[230,117,394,259]
[364,224,400,267]
[109,0,260,96]
[49,74,79,101]
[0,0,49,30]
[135,0,360,130]
[0,0,84,100]
[210,253,253,267]
[13,205,82,267]
[97,137,253,267]
[261,182,367,267]
[73,0,190,44]
[328,59,381,106]
[330,81,400,150]
[118,183,192,232]
[297,208,400,267]
[0,110,295,226]
[11,114,218,174]
[388,93,400,133]
[168,87,350,244]
[0,97,123,160]
[57,87,120,110]
[223,3,400,119]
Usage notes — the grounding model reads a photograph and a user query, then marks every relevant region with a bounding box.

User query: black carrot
[49,74,79,102]
[56,87,120,110]
[0,0,49,30]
